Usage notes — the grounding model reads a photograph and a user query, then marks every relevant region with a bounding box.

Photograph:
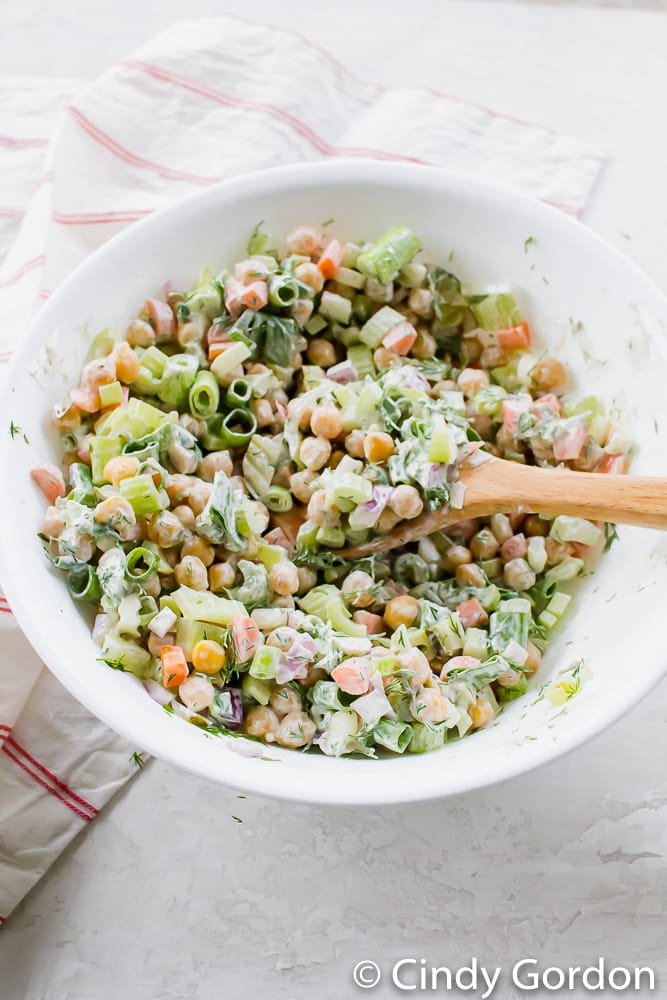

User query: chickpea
[251,398,274,429]
[94,495,136,530]
[411,686,449,723]
[165,473,193,505]
[289,469,317,503]
[125,318,156,348]
[545,537,574,565]
[175,555,209,590]
[455,563,486,588]
[384,595,420,631]
[168,443,198,475]
[192,639,225,675]
[496,667,522,688]
[179,675,215,713]
[286,226,322,257]
[244,705,280,741]
[307,489,328,526]
[270,686,303,718]
[147,510,185,548]
[272,465,292,489]
[458,367,490,399]
[480,345,509,369]
[235,258,271,283]
[470,528,500,561]
[275,710,316,748]
[495,425,517,454]
[500,533,527,562]
[172,504,196,531]
[266,627,299,652]
[376,508,401,533]
[443,545,472,571]
[407,287,433,317]
[291,298,314,327]
[112,342,141,383]
[503,557,536,591]
[187,481,213,516]
[344,428,366,458]
[310,403,343,440]
[147,631,175,657]
[268,562,300,596]
[142,574,162,598]
[104,454,137,490]
[470,697,494,729]
[198,450,233,482]
[524,514,549,537]
[180,413,205,438]
[373,347,400,370]
[411,329,437,360]
[42,506,66,538]
[397,648,432,688]
[177,314,207,348]
[300,435,332,471]
[341,570,375,608]
[81,356,116,392]
[303,664,327,686]
[307,338,336,367]
[389,484,423,520]
[181,536,215,567]
[297,566,317,594]
[533,356,567,392]
[489,513,513,544]
[524,640,542,675]
[51,402,81,433]
[209,561,236,592]
[432,379,458,397]
[363,431,395,464]
[365,278,393,303]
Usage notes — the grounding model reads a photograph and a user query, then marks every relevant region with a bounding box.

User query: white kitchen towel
[0,15,605,923]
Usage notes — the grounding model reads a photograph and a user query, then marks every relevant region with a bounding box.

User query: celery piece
[489,606,529,653]
[101,635,152,678]
[188,370,220,419]
[141,345,169,377]
[398,261,427,288]
[172,586,244,625]
[311,680,345,712]
[175,618,228,660]
[356,226,421,284]
[373,719,412,754]
[184,280,222,320]
[347,344,375,380]
[299,585,366,637]
[407,722,445,754]
[86,327,122,361]
[427,414,458,463]
[478,558,502,579]
[101,397,170,440]
[547,591,571,617]
[305,313,328,336]
[143,541,174,575]
[210,341,252,380]
[480,585,501,612]
[359,305,404,349]
[89,436,122,485]
[68,462,96,506]
[242,673,273,706]
[550,516,603,547]
[352,294,372,324]
[249,644,281,680]
[331,472,373,506]
[341,242,361,268]
[256,541,288,569]
[98,381,124,408]
[544,558,585,586]
[473,385,507,417]
[335,266,366,290]
[432,610,465,653]
[242,434,282,500]
[157,354,199,406]
[269,273,300,308]
[472,293,522,331]
[120,474,168,516]
[132,368,162,395]
[319,291,352,325]
[315,525,346,548]
[436,390,465,415]
[463,627,489,661]
[496,673,528,704]
[251,608,289,631]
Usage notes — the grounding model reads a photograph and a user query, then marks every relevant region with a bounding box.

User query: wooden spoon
[341,456,667,559]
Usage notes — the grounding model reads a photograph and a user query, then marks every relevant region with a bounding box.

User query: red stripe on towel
[6,736,98,817]
[2,744,94,822]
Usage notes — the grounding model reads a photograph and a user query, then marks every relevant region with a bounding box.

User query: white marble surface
[2,2,667,997]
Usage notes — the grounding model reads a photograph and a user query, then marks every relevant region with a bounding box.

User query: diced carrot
[530,392,561,418]
[224,277,246,318]
[30,464,66,504]
[501,394,532,434]
[497,323,531,350]
[208,325,230,345]
[382,321,418,356]
[230,615,262,663]
[69,386,100,413]
[317,239,344,279]
[553,421,588,461]
[456,598,489,629]
[160,645,189,688]
[332,656,371,695]
[240,280,268,312]
[597,452,628,475]
[208,341,232,363]
[352,610,385,634]
[145,297,175,339]
[439,655,481,681]
[271,507,307,545]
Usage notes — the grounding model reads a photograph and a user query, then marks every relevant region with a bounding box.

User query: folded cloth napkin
[0,15,605,924]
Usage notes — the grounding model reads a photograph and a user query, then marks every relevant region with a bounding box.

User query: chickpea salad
[31,224,630,757]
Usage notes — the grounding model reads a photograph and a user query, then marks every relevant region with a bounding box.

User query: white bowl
[1,161,666,805]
